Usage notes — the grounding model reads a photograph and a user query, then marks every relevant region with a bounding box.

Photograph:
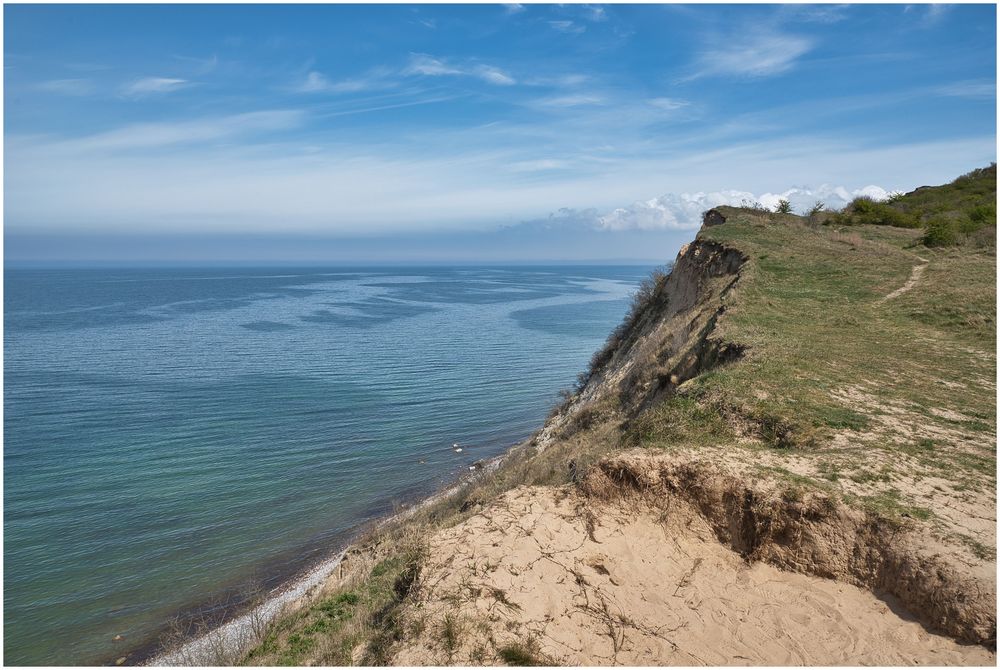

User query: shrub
[739,198,769,213]
[808,201,825,216]
[834,196,919,228]
[965,203,996,231]
[922,218,958,247]
[775,199,792,214]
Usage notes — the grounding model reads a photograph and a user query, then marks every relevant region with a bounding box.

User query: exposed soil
[392,465,994,666]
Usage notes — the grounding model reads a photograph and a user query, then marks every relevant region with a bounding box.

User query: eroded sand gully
[392,486,995,666]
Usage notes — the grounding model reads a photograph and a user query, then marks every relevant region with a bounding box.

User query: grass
[854,489,935,523]
[496,638,549,666]
[242,547,423,666]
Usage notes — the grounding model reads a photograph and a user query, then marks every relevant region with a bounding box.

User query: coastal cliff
[162,167,997,666]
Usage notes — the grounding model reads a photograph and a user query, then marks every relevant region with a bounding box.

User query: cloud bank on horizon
[596,184,892,231]
[3,3,996,261]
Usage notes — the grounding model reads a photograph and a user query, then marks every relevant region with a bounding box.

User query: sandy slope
[392,485,994,666]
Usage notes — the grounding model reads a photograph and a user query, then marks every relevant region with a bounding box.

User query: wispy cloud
[30,110,305,154]
[682,30,813,81]
[535,94,605,107]
[924,4,952,25]
[295,69,393,94]
[35,78,95,96]
[404,54,515,85]
[583,6,608,23]
[647,97,689,111]
[508,158,570,172]
[523,73,590,87]
[120,77,190,98]
[548,20,586,35]
[903,4,953,26]
[779,4,851,24]
[503,4,525,15]
[935,80,995,99]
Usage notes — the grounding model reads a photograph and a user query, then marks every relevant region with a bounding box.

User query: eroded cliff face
[583,453,997,646]
[537,238,748,448]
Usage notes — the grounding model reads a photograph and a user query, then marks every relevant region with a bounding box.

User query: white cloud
[405,54,462,77]
[473,65,516,86]
[549,20,586,34]
[299,71,333,92]
[756,184,889,212]
[295,70,386,94]
[598,191,754,231]
[523,73,590,87]
[584,6,608,22]
[683,31,813,81]
[404,54,515,85]
[120,77,189,97]
[596,184,892,231]
[35,78,95,96]
[503,4,525,15]
[647,97,689,111]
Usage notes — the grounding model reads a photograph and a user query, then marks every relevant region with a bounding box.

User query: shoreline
[143,449,511,666]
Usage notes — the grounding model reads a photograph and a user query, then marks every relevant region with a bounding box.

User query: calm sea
[3,265,652,665]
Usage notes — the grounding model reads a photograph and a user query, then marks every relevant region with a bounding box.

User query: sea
[3,264,654,665]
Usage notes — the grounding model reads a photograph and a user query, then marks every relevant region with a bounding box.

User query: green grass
[242,549,423,666]
[497,639,548,666]
[854,489,935,523]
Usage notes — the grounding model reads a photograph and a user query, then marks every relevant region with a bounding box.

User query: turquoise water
[3,265,651,665]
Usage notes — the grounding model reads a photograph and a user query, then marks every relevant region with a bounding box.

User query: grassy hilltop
[210,166,996,666]
[642,168,996,527]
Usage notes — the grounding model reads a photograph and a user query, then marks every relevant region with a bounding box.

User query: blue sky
[4,3,997,263]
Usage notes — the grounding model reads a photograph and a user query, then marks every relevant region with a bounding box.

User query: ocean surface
[3,264,653,665]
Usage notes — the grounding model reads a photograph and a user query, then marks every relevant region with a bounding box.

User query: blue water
[3,265,652,665]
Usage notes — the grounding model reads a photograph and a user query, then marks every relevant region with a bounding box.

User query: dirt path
[880,256,929,303]
[392,485,994,666]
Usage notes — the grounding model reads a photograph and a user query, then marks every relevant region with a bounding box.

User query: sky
[4,3,997,264]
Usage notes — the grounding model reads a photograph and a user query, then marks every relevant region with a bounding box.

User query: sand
[392,485,995,666]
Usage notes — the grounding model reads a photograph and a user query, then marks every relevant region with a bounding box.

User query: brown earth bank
[391,469,994,666]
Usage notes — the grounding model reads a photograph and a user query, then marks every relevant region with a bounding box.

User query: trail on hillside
[879,255,929,303]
